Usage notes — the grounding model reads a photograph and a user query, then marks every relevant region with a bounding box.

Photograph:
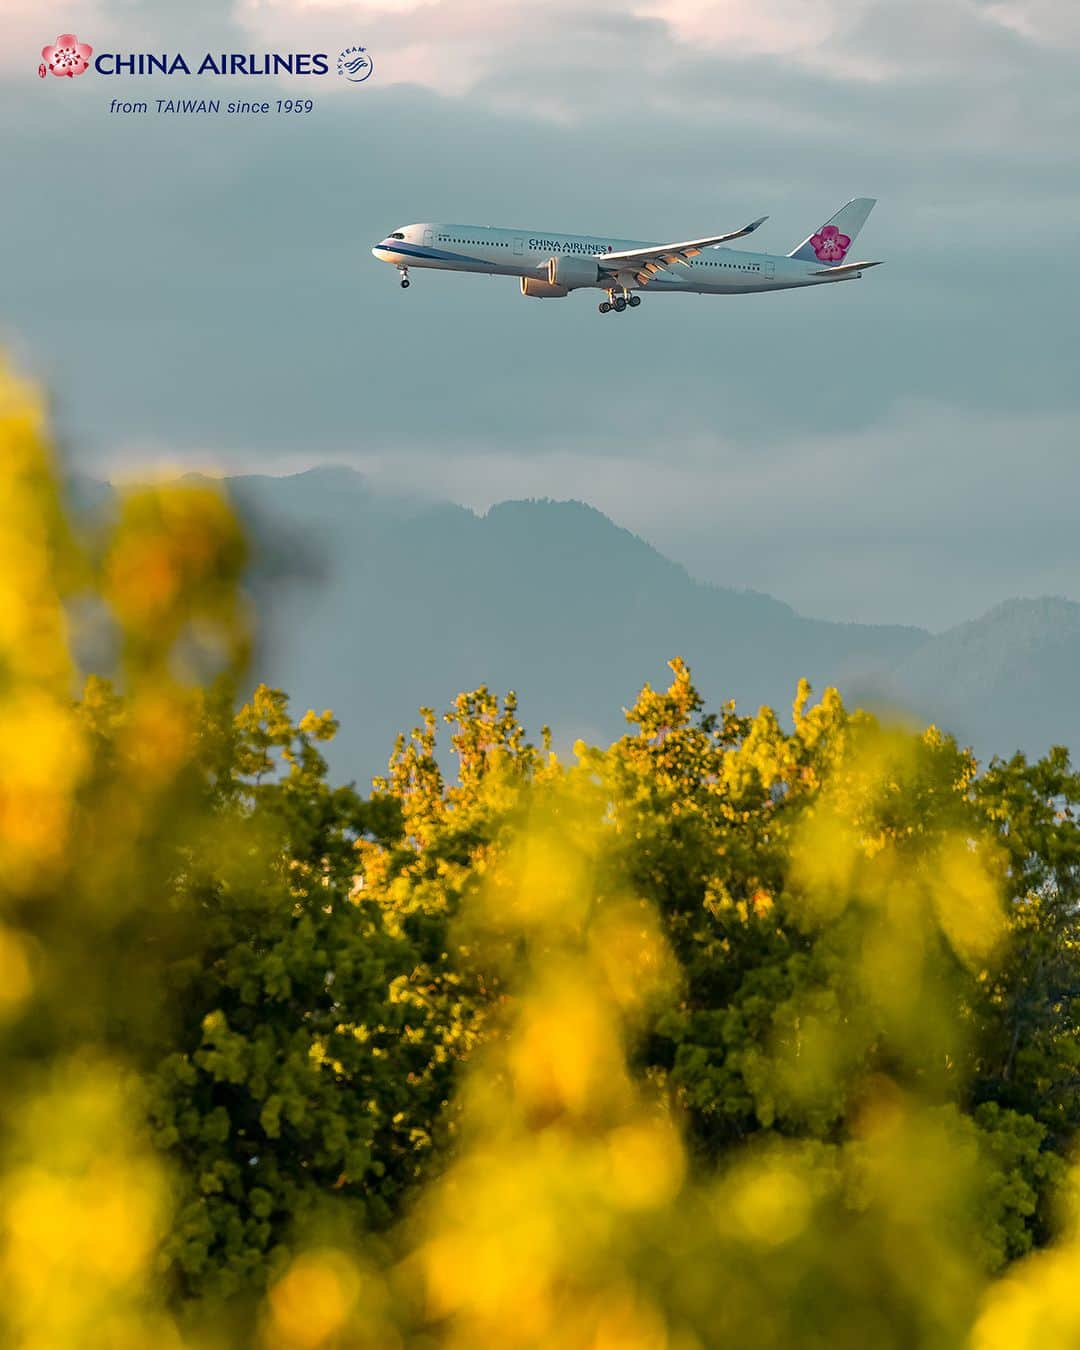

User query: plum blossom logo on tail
[810,224,851,264]
[40,34,93,78]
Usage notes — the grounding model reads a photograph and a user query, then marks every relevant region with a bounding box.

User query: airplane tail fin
[788,197,876,265]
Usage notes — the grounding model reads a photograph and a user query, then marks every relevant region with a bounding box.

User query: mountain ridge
[86,466,1078,776]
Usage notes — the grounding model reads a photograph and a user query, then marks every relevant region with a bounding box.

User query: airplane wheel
[614,297,627,313]
[400,278,410,289]
[599,301,611,314]
[629,295,641,308]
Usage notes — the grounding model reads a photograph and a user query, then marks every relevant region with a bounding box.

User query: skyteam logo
[337,46,373,83]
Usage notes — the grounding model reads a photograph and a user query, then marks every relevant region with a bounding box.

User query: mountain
[227,468,924,778]
[868,597,1080,759]
[85,467,1078,781]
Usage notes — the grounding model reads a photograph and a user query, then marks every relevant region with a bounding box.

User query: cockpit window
[389,232,406,240]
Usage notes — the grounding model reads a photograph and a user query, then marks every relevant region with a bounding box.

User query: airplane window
[389,232,405,240]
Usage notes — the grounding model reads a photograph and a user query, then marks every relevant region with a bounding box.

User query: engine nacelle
[547,255,601,289]
[520,277,569,299]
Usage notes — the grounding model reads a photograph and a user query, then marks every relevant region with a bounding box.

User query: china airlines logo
[810,224,851,264]
[40,33,93,78]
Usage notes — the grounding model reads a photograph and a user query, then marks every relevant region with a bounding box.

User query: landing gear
[599,287,640,314]
[398,266,410,289]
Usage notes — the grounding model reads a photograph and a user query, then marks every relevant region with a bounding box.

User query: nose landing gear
[598,288,641,315]
[398,266,410,289]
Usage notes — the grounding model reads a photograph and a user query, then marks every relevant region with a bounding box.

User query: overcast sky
[3,0,1079,629]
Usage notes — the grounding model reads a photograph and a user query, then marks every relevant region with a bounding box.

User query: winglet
[714,216,767,248]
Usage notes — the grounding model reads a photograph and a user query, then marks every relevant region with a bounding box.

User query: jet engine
[546,255,602,289]
[520,277,569,298]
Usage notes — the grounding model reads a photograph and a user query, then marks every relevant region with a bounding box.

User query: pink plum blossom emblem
[41,34,93,79]
[810,224,851,264]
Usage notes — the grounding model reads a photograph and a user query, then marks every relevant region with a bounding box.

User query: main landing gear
[599,290,641,315]
[398,266,411,289]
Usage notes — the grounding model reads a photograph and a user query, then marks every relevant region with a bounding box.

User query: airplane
[372,198,882,315]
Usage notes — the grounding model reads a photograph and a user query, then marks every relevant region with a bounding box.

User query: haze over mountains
[82,467,1079,781]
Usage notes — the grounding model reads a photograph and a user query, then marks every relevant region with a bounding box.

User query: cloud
[4,3,113,73]
[645,0,850,52]
[5,0,1079,637]
[227,0,1072,107]
[3,0,251,74]
[13,0,1078,134]
[12,0,1075,102]
[982,1,1080,45]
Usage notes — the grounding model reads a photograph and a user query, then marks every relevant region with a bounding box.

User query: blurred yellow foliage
[0,1064,176,1350]
[265,1250,365,1348]
[0,357,251,1345]
[971,1176,1080,1350]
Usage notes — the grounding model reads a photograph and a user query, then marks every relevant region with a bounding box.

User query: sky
[3,0,1079,630]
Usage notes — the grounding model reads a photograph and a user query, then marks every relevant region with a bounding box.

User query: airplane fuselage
[372,222,865,297]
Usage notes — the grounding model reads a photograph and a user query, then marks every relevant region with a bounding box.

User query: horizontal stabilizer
[809,260,884,277]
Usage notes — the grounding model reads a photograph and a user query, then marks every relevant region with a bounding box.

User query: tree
[8,351,1080,1344]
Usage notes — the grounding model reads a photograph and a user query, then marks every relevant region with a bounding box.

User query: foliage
[4,353,1080,1345]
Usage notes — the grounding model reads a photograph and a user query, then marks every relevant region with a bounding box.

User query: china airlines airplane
[372,198,881,314]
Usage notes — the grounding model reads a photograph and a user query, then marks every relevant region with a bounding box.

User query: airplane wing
[594,216,768,285]
[808,260,884,277]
